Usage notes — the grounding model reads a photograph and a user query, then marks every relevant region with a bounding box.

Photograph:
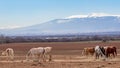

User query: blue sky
[0,0,120,28]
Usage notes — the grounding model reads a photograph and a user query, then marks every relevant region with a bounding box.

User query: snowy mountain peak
[66,15,88,18]
[67,13,120,19]
[88,13,109,17]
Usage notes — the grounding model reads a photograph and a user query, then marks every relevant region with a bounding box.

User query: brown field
[0,41,120,68]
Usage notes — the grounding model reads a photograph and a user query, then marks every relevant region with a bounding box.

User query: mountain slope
[0,16,120,36]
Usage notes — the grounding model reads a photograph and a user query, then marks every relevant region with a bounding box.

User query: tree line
[0,35,120,44]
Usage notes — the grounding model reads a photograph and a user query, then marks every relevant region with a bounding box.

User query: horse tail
[114,47,117,56]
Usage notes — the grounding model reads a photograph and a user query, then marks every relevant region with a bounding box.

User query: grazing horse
[82,47,95,57]
[104,46,117,58]
[1,48,14,60]
[43,47,52,61]
[94,46,106,59]
[26,47,45,62]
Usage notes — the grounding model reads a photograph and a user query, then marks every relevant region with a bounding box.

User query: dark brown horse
[104,46,117,58]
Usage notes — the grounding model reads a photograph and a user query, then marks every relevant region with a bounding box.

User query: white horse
[95,46,106,60]
[43,47,52,61]
[26,47,52,62]
[26,47,45,62]
[1,48,14,60]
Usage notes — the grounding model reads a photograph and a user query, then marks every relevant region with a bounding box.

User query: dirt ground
[0,41,120,68]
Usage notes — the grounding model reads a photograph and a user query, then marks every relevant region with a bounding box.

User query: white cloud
[66,13,120,19]
[0,25,22,29]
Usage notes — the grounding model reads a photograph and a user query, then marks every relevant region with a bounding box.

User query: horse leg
[106,53,109,58]
[26,55,29,61]
[6,53,9,61]
[95,53,98,59]
[81,50,84,56]
[86,52,89,58]
[92,53,95,58]
[32,54,36,61]
[37,54,40,62]
[112,52,115,58]
[42,53,46,62]
[49,54,52,61]
[108,53,111,58]
[98,54,100,59]
[6,56,9,61]
[10,55,14,61]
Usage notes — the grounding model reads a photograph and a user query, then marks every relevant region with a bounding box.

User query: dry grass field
[0,41,120,68]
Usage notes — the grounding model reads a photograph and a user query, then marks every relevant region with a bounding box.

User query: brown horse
[82,47,95,57]
[104,46,117,58]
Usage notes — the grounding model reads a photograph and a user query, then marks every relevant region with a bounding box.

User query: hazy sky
[0,0,120,28]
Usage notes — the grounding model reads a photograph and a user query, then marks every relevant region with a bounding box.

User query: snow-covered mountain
[1,13,120,36]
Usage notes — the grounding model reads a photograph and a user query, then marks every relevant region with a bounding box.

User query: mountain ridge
[0,15,120,36]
